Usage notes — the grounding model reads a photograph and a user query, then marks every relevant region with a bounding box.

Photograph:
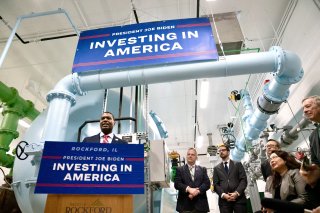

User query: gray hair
[302,95,320,106]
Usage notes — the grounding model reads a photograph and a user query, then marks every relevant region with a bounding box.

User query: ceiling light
[18,119,30,128]
[200,80,209,109]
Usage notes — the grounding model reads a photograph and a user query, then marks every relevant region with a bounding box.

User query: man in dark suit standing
[302,95,320,166]
[301,95,320,213]
[174,147,210,213]
[82,111,127,144]
[213,144,247,213]
[260,139,280,181]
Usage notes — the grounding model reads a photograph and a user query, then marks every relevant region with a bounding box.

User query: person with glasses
[213,144,248,213]
[174,147,210,213]
[261,139,281,181]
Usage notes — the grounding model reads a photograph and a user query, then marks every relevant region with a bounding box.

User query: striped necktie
[102,135,109,143]
[189,166,195,181]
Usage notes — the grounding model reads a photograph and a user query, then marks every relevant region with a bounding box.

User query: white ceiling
[1,0,320,169]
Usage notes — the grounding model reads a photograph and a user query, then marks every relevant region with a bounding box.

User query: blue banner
[72,18,218,73]
[35,142,144,194]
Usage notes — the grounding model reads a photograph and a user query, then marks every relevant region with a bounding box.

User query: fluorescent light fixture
[196,135,203,148]
[200,80,209,109]
[18,119,30,128]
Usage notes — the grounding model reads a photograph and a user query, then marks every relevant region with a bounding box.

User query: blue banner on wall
[72,18,218,73]
[35,142,144,194]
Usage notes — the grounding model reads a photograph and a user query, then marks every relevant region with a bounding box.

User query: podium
[45,194,133,213]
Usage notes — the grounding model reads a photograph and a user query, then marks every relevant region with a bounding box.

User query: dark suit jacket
[174,164,210,212]
[213,160,247,206]
[309,127,320,165]
[261,159,272,181]
[82,133,128,144]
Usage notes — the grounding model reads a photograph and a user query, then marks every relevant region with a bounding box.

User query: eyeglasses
[219,149,228,152]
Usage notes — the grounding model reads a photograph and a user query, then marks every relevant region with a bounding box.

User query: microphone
[261,198,311,213]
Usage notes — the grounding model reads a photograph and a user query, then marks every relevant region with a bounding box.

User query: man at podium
[82,111,128,144]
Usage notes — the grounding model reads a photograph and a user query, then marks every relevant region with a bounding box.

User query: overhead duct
[207,12,244,56]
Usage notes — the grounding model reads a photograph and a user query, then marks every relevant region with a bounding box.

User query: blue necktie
[224,162,229,173]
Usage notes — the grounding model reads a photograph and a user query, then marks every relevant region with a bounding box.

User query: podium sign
[35,141,144,194]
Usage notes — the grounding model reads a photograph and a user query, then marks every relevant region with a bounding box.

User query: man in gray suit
[82,111,127,144]
[174,147,210,213]
[213,144,247,213]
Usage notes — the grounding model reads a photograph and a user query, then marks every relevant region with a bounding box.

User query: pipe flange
[263,82,289,103]
[72,72,87,96]
[22,100,35,117]
[2,87,18,107]
[269,46,284,75]
[270,46,304,85]
[46,90,76,106]
[2,108,24,117]
[0,128,19,139]
[257,94,283,115]
[276,67,304,85]
[25,177,37,188]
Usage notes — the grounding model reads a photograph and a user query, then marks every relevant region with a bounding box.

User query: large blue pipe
[231,46,303,161]
[41,47,303,161]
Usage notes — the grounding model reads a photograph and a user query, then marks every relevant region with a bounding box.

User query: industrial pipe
[42,46,303,162]
[0,81,40,168]
[231,46,303,161]
[281,117,311,145]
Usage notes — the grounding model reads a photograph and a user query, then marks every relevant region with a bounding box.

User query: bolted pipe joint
[270,46,304,85]
[72,72,87,96]
[0,129,19,142]
[2,87,19,107]
[0,150,14,167]
[46,90,76,106]
[257,94,283,115]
